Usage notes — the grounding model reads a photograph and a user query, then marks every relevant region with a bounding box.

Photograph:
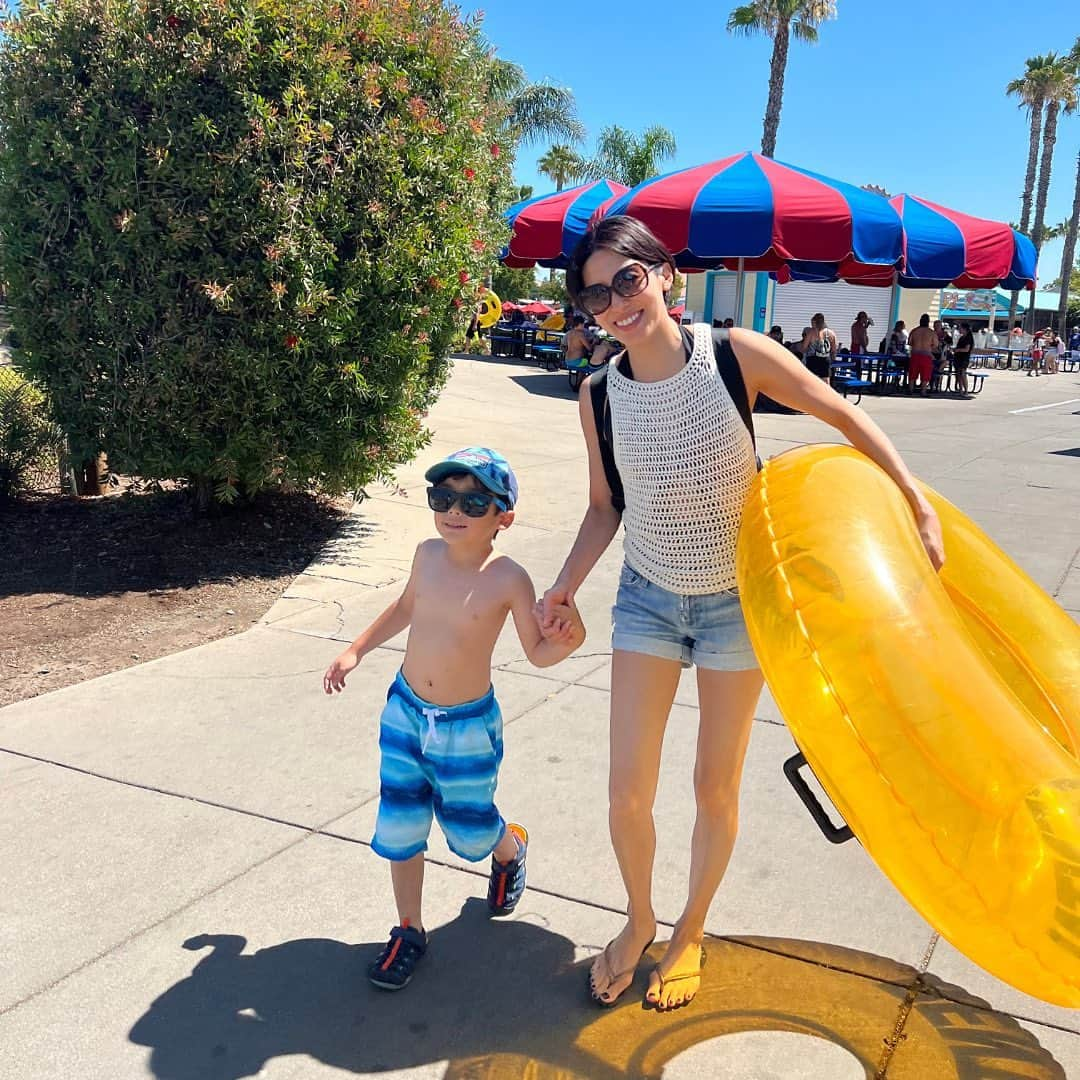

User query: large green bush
[0,0,510,502]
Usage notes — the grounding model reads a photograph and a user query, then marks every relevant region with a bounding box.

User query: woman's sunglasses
[426,486,503,517]
[577,262,664,316]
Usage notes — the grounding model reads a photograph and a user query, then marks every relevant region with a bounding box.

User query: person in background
[931,319,950,387]
[933,319,951,350]
[888,320,908,355]
[952,322,974,396]
[768,325,784,344]
[801,313,837,380]
[794,326,813,358]
[1068,326,1080,353]
[907,314,937,396]
[1042,327,1060,374]
[850,311,871,356]
[564,315,593,366]
[1029,328,1044,376]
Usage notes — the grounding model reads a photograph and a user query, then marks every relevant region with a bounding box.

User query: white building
[683,271,940,349]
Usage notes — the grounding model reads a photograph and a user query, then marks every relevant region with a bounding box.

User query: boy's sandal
[367,922,427,991]
[589,935,656,1007]
[487,823,528,916]
[646,945,708,1011]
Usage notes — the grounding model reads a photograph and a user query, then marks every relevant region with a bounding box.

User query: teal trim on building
[703,270,716,324]
[889,285,901,326]
[752,272,769,332]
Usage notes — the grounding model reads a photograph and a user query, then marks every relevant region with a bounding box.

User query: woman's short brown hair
[565,215,676,303]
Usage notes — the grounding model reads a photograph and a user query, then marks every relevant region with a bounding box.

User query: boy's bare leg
[391,853,425,930]
[491,827,520,864]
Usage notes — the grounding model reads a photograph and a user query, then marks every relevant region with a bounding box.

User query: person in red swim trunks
[907,314,937,396]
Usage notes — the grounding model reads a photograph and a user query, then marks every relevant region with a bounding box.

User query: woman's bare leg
[647,666,763,1009]
[590,649,681,1004]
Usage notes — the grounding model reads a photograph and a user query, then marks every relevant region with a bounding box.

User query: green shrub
[0,0,510,502]
[0,367,64,499]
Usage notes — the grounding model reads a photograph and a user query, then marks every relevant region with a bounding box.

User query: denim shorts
[611,563,759,671]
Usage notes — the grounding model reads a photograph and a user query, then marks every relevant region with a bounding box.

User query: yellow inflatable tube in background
[736,444,1080,1007]
[476,289,502,329]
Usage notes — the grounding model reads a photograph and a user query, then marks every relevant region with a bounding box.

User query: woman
[800,313,836,379]
[887,320,908,355]
[541,216,944,1012]
[1042,328,1060,374]
[953,322,974,395]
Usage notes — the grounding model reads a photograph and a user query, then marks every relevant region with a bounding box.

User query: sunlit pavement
[2,355,1078,1078]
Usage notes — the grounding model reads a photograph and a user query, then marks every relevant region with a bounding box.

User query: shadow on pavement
[508,373,577,400]
[129,900,1066,1079]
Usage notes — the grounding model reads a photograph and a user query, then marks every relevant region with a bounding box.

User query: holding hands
[534,597,584,649]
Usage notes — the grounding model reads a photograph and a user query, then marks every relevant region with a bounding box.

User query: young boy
[323,447,585,990]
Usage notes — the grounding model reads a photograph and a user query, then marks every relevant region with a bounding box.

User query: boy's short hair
[425,447,518,510]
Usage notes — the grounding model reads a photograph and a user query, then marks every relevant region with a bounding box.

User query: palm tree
[727,1,837,158]
[1057,39,1080,332]
[1030,55,1077,252]
[581,125,677,186]
[1056,149,1080,332]
[487,59,585,149]
[1041,219,1071,242]
[537,144,584,192]
[1005,53,1062,329]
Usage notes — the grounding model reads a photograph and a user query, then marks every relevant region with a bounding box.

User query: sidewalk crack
[875,932,940,1078]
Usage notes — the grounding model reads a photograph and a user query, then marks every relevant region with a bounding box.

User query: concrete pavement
[1,354,1078,1079]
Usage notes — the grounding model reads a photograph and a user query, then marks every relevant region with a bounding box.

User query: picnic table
[831,355,989,399]
[934,362,989,394]
[488,324,568,366]
[833,354,910,393]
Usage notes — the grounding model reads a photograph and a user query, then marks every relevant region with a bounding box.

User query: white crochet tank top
[607,323,757,595]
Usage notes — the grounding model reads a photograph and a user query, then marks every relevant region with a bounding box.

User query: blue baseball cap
[424,447,518,510]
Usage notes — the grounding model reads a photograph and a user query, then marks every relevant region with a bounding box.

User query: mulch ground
[0,488,350,707]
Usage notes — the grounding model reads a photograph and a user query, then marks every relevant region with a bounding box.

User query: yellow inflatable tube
[736,444,1080,1007]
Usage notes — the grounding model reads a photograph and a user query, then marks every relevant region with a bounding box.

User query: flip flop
[589,935,655,1007]
[646,945,707,1011]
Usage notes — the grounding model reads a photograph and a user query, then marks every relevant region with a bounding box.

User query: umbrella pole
[734,258,746,328]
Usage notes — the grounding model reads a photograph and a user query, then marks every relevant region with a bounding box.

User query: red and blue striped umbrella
[778,195,1037,290]
[595,152,903,273]
[501,179,629,269]
[890,194,1036,290]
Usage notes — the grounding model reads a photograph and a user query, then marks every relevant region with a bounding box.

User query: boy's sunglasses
[426,486,503,517]
[577,262,663,316]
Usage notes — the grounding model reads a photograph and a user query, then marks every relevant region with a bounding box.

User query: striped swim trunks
[371,670,506,863]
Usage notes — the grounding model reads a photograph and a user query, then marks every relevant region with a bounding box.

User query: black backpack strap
[710,328,756,445]
[588,366,625,515]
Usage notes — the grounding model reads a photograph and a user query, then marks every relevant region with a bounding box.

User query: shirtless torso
[564,327,590,362]
[908,325,937,355]
[401,539,537,704]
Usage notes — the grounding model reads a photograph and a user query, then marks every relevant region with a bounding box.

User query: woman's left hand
[915,504,946,572]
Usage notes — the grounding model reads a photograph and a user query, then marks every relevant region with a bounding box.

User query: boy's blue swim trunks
[371,670,506,863]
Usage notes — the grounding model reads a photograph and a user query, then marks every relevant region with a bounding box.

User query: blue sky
[466,0,1079,288]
